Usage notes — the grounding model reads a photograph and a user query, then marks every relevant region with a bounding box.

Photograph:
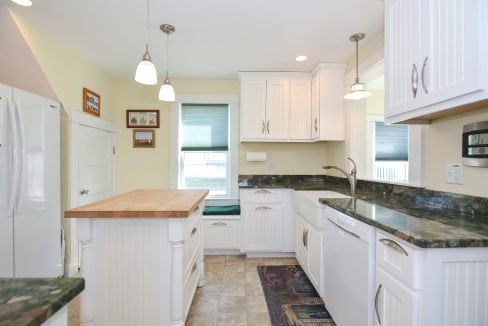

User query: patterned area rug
[257,265,336,326]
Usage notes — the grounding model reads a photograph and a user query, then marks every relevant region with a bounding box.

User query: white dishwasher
[323,205,375,326]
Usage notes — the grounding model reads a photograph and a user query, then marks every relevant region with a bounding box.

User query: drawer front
[186,203,203,236]
[203,219,241,249]
[184,220,201,273]
[376,230,423,290]
[240,189,283,203]
[183,253,200,319]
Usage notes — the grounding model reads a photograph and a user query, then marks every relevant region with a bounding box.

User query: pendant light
[158,24,176,102]
[344,33,371,100]
[11,0,32,6]
[134,0,158,85]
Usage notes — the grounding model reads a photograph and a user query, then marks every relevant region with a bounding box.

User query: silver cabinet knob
[80,189,89,195]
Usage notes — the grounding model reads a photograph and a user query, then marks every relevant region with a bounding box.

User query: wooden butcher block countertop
[65,189,209,218]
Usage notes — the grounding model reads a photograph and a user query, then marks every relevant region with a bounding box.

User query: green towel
[203,205,241,216]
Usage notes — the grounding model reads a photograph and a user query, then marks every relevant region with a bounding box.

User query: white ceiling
[6,0,384,79]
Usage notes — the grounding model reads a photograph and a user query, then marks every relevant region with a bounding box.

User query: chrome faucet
[322,157,357,197]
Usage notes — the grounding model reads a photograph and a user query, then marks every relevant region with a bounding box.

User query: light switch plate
[446,164,464,184]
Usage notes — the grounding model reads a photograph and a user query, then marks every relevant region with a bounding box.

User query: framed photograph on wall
[133,129,155,148]
[83,88,101,117]
[126,109,160,128]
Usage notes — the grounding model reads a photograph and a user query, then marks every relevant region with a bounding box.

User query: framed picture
[83,88,101,117]
[133,129,155,148]
[126,109,160,128]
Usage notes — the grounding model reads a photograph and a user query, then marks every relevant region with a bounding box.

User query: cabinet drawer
[183,253,200,319]
[203,218,241,249]
[186,203,203,235]
[184,220,201,274]
[240,189,283,203]
[376,230,423,290]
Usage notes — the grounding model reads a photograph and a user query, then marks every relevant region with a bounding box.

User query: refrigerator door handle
[6,98,19,217]
[13,99,26,213]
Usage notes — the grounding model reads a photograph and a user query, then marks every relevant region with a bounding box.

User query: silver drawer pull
[375,284,382,325]
[255,205,272,210]
[191,227,198,236]
[254,189,271,194]
[211,222,228,226]
[379,238,409,256]
[327,218,360,239]
[191,262,197,274]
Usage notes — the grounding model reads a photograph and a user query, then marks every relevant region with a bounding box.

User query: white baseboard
[245,252,296,258]
[204,249,242,256]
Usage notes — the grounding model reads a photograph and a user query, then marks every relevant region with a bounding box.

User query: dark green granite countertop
[320,196,488,248]
[0,278,84,326]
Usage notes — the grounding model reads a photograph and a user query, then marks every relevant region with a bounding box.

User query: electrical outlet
[446,164,464,185]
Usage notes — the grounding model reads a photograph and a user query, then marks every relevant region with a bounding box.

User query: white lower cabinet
[203,218,240,250]
[242,203,282,251]
[375,267,420,326]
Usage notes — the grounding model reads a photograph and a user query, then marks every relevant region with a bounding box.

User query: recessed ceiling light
[11,0,32,6]
[296,55,307,62]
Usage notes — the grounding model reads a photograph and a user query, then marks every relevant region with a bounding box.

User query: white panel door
[311,73,320,140]
[295,215,308,268]
[306,226,323,294]
[240,79,267,140]
[265,79,290,140]
[242,204,282,251]
[0,84,13,277]
[290,79,312,140]
[13,88,62,277]
[376,267,420,326]
[419,0,484,107]
[385,0,422,117]
[76,124,115,206]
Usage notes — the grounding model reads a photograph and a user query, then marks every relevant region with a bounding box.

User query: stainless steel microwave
[463,121,488,167]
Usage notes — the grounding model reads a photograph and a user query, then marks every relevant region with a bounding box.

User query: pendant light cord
[146,0,150,48]
[355,38,359,84]
[165,32,170,80]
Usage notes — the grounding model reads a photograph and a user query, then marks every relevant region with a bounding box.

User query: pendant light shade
[344,33,371,100]
[135,46,158,85]
[11,0,32,6]
[135,0,157,85]
[159,24,176,102]
[159,73,176,102]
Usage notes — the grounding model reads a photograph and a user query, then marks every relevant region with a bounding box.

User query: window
[179,103,231,197]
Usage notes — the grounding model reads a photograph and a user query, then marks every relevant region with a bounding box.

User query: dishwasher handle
[327,218,360,239]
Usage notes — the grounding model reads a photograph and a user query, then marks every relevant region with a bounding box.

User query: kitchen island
[65,189,208,326]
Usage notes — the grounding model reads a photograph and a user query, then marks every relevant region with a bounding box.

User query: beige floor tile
[245,271,261,284]
[225,255,247,263]
[245,282,264,297]
[221,282,246,296]
[205,255,226,264]
[195,284,222,298]
[205,271,224,285]
[190,297,220,315]
[224,262,245,272]
[186,313,217,326]
[247,312,271,326]
[205,262,225,272]
[223,271,246,284]
[217,313,247,326]
[219,296,247,313]
[246,295,269,314]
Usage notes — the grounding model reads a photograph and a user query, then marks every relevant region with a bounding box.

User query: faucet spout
[322,157,357,197]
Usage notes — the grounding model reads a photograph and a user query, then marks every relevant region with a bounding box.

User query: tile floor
[67,255,298,326]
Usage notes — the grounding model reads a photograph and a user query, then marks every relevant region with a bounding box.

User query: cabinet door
[306,226,323,294]
[311,73,320,140]
[419,0,484,107]
[240,79,267,140]
[289,79,312,140]
[242,204,282,251]
[265,79,290,140]
[385,0,422,117]
[295,215,308,268]
[375,268,420,326]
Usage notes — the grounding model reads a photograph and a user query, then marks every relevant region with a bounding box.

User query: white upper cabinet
[385,0,488,123]
[240,78,267,140]
[266,79,291,140]
[239,68,345,142]
[290,79,312,140]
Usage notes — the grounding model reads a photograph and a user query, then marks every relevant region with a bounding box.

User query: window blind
[181,104,229,151]
[375,122,408,161]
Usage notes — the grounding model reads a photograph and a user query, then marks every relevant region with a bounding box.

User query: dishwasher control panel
[334,213,356,232]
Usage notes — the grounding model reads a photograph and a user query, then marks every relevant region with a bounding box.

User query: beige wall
[113,78,331,193]
[423,108,488,197]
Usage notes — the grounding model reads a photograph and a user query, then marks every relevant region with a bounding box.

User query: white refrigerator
[0,83,62,278]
